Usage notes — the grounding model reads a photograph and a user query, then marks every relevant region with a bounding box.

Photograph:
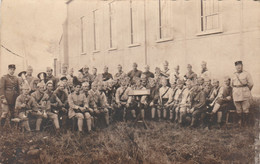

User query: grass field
[0,121,258,164]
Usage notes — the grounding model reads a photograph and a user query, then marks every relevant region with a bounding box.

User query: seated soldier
[189,86,207,128]
[206,79,221,107]
[68,83,93,133]
[54,82,69,131]
[176,80,193,126]
[89,82,109,126]
[158,78,171,120]
[209,76,233,128]
[15,84,37,132]
[45,81,61,133]
[115,77,132,121]
[31,82,49,131]
[147,78,160,120]
[128,77,147,121]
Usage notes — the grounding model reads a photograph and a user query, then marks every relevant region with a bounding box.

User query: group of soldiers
[0,60,254,134]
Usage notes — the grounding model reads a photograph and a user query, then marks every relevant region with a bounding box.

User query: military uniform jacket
[102,72,113,81]
[127,70,142,81]
[142,71,154,79]
[45,75,58,90]
[147,86,160,104]
[15,94,37,115]
[115,86,132,104]
[232,71,253,102]
[68,92,89,118]
[185,71,197,81]
[31,90,50,110]
[192,90,206,109]
[54,89,69,106]
[0,74,20,105]
[114,71,126,81]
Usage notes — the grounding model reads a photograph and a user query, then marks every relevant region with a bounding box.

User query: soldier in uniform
[115,77,132,121]
[184,64,197,81]
[127,62,142,84]
[114,64,126,81]
[142,65,154,81]
[31,82,49,131]
[147,78,160,120]
[15,83,37,132]
[209,76,233,128]
[154,67,163,87]
[170,65,180,85]
[206,79,220,108]
[90,67,98,83]
[102,66,113,82]
[89,82,109,126]
[45,67,59,90]
[54,82,69,131]
[199,61,211,80]
[189,86,207,128]
[232,61,253,127]
[158,78,171,120]
[0,64,20,127]
[45,81,61,132]
[78,65,92,83]
[68,82,93,133]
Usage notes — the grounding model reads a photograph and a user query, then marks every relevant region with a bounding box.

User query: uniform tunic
[15,94,37,116]
[68,92,88,118]
[115,86,132,105]
[0,74,20,105]
[232,71,253,102]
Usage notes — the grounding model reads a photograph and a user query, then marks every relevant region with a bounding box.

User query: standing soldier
[232,61,253,127]
[114,64,126,81]
[184,64,197,81]
[102,66,113,82]
[199,61,211,80]
[45,67,59,90]
[127,62,142,84]
[142,65,154,81]
[78,65,92,83]
[0,64,20,127]
[170,65,180,85]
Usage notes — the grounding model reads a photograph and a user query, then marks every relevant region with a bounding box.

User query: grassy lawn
[0,121,258,164]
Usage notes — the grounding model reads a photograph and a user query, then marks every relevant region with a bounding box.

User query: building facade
[59,0,260,95]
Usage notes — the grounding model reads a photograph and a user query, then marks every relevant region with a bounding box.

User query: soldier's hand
[62,107,67,112]
[2,99,7,104]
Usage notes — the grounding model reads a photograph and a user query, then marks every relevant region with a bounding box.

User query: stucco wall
[65,0,260,95]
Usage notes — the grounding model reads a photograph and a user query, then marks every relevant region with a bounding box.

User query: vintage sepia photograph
[0,0,260,163]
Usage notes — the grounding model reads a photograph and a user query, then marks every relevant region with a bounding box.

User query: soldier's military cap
[133,62,138,67]
[212,79,219,83]
[8,64,16,69]
[57,81,65,87]
[144,65,150,69]
[117,64,122,68]
[201,61,207,65]
[37,72,47,80]
[27,65,33,70]
[62,63,68,68]
[187,64,192,68]
[37,82,46,88]
[163,60,169,66]
[46,80,53,86]
[235,61,243,66]
[46,67,53,71]
[60,76,68,81]
[104,65,108,69]
[18,71,27,77]
[174,65,180,70]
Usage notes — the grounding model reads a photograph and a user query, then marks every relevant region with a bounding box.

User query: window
[128,0,141,47]
[157,0,173,42]
[199,0,222,35]
[80,16,86,53]
[108,1,117,50]
[93,9,100,52]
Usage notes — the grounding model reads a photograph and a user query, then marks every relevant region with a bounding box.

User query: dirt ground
[0,120,258,164]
